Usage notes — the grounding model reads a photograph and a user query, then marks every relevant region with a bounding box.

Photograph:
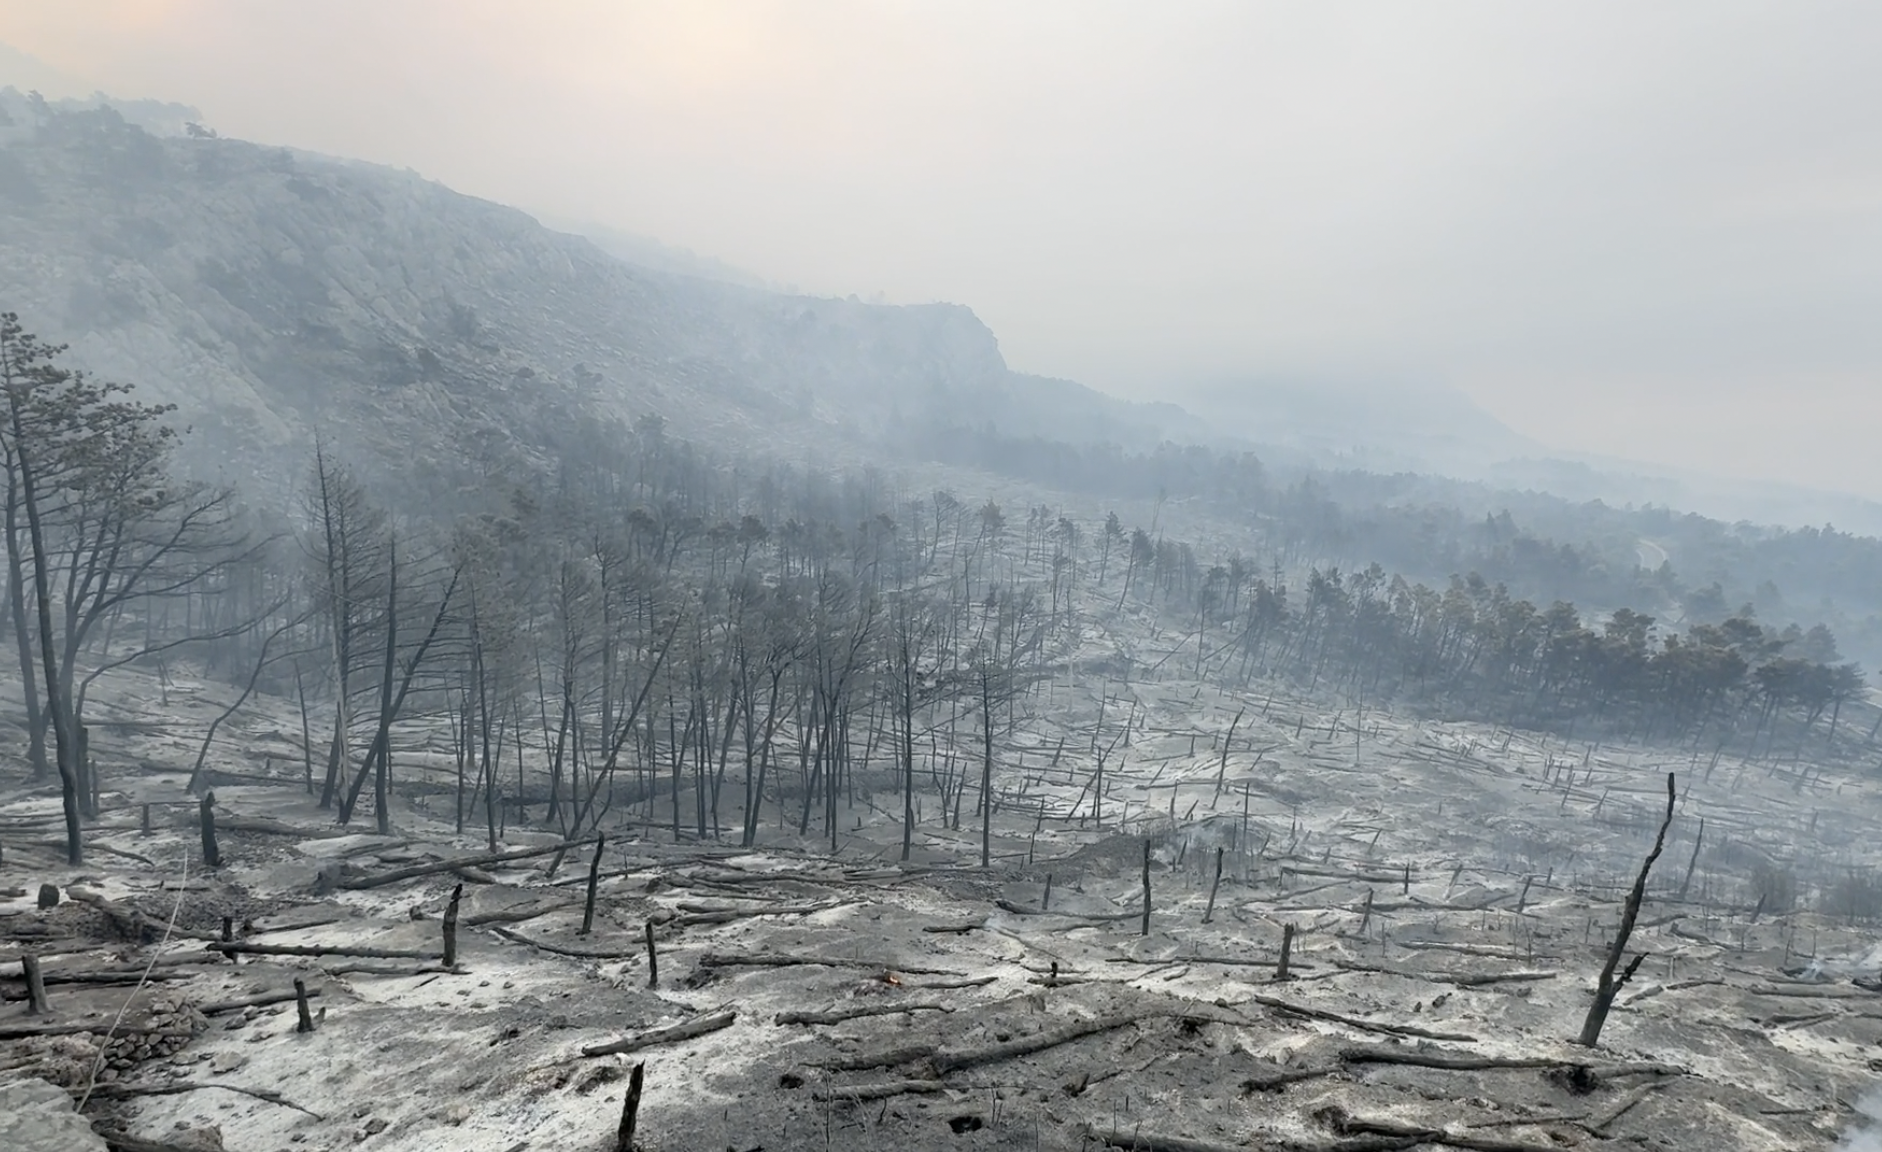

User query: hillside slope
[0,95,1099,500]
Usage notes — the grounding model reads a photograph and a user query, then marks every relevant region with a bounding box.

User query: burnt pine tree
[0,314,184,862]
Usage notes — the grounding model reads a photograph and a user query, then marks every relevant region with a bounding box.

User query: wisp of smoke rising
[1841,1088,1882,1152]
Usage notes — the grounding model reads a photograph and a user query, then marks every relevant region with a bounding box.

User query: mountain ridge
[2,88,1877,540]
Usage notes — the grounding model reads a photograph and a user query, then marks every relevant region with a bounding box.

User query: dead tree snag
[615,1061,644,1152]
[1141,838,1152,936]
[1203,846,1224,923]
[1577,772,1676,1048]
[199,791,219,868]
[581,834,606,936]
[293,978,315,1033]
[442,883,463,967]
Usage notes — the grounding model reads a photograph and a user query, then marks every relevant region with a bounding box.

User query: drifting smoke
[1841,1089,1882,1152]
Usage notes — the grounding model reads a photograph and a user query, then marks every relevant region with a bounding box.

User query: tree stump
[581,835,606,937]
[294,978,315,1033]
[442,883,463,968]
[199,792,220,868]
[615,1061,645,1152]
[1203,847,1224,924]
[22,954,50,1015]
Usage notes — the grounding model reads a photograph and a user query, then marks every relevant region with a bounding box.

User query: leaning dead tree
[1576,771,1676,1048]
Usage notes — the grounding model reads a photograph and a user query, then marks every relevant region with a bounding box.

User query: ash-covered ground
[5,661,1882,1151]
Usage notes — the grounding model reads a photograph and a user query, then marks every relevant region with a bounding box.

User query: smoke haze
[3,1,1881,495]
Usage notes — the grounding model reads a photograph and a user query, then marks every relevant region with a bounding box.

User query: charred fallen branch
[198,987,323,1016]
[1329,958,1558,987]
[1340,1044,1683,1078]
[775,1001,949,1026]
[932,1012,1151,1074]
[208,941,440,960]
[329,839,593,891]
[813,1078,946,1103]
[490,926,642,959]
[1242,993,1478,1042]
[462,898,579,928]
[668,901,845,927]
[1082,1125,1256,1152]
[829,1012,1152,1076]
[694,952,965,976]
[581,1009,737,1057]
[1323,1106,1569,1152]
[87,1080,324,1119]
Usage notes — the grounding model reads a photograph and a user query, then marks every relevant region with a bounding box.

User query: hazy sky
[4,2,1881,497]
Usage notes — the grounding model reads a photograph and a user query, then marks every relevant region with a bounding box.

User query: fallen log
[89,1080,324,1119]
[98,1130,224,1152]
[776,1001,949,1026]
[1082,1125,1259,1152]
[319,962,456,978]
[1395,940,1559,962]
[1747,983,1878,999]
[1339,1047,1562,1072]
[0,1021,196,1040]
[581,1009,737,1057]
[8,967,197,987]
[1107,953,1319,973]
[814,1079,946,1103]
[1243,993,1479,1042]
[208,941,440,960]
[1329,959,1558,987]
[490,926,642,959]
[905,975,998,990]
[828,1013,1150,1076]
[198,987,322,1016]
[819,1043,937,1072]
[1240,1065,1339,1093]
[1588,1080,1667,1134]
[695,952,965,977]
[1339,1045,1683,1078]
[995,899,1138,922]
[211,816,349,839]
[331,839,593,891]
[32,841,160,868]
[670,901,843,927]
[464,899,580,928]
[244,917,346,938]
[1327,1107,1568,1152]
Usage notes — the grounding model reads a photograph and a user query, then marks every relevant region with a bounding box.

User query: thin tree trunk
[1577,773,1676,1048]
[9,412,79,864]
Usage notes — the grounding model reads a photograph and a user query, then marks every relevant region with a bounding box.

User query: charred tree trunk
[1577,772,1676,1048]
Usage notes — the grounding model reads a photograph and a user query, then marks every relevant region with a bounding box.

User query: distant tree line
[905,419,1882,674]
[3,316,1875,869]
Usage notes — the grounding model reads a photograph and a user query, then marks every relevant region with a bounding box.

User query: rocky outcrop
[0,1076,108,1152]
